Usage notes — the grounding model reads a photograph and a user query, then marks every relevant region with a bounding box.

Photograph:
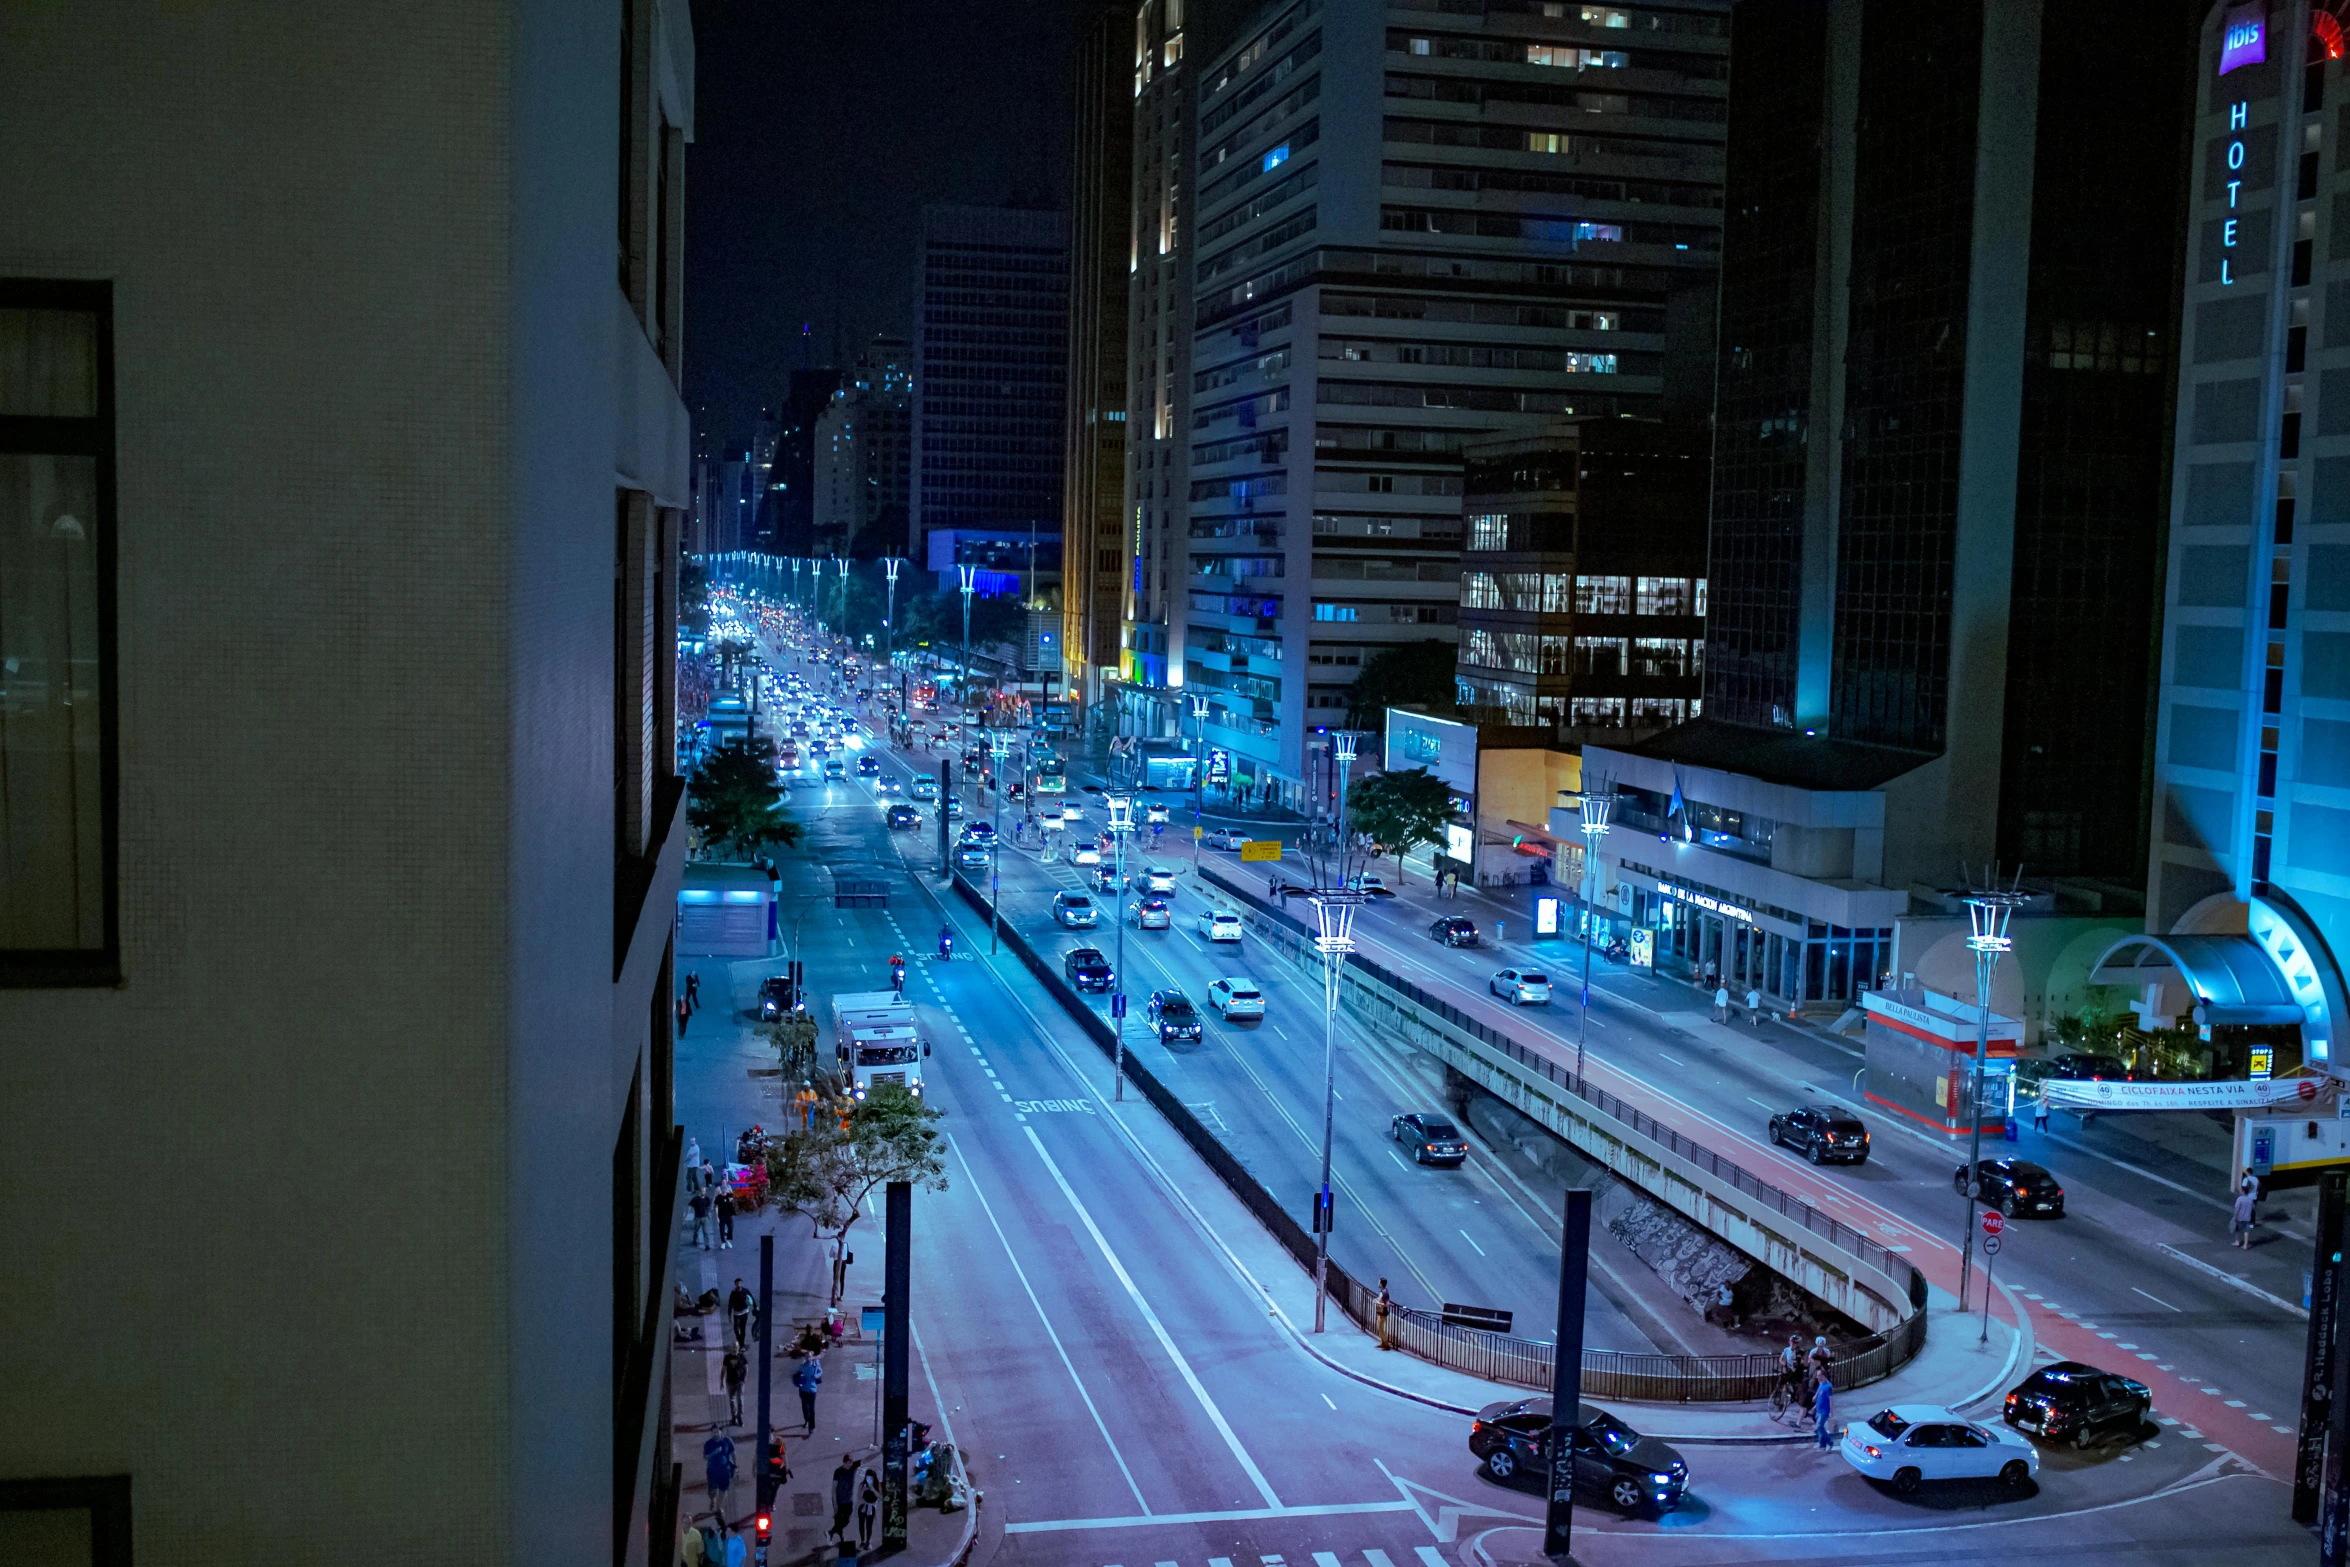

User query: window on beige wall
[0,283,116,985]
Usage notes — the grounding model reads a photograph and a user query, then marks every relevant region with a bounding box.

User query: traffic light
[755,1509,772,1551]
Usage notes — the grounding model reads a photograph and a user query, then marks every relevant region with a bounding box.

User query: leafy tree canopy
[688,736,801,859]
[763,1085,947,1302]
[1347,766,1456,885]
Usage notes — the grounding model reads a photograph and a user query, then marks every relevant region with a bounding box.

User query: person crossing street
[795,1350,824,1430]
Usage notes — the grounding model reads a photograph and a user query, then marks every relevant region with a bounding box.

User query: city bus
[1034,754,1067,795]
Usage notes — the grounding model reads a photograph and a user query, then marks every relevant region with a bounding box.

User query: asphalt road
[732,634,2320,1566]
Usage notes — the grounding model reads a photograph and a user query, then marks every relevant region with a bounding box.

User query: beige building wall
[0,1,695,1561]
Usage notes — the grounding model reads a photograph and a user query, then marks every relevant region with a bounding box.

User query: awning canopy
[2089,933,2308,1026]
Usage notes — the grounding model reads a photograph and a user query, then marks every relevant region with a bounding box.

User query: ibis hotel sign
[2218,2,2265,75]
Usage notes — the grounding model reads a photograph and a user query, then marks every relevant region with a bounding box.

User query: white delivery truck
[830,990,929,1101]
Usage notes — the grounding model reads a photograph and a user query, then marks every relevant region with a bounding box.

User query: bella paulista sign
[2041,1077,2336,1112]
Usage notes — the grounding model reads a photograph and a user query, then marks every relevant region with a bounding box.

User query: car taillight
[1471,1420,1489,1435]
[1862,1444,1881,1459]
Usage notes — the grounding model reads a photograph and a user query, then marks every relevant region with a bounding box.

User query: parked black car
[1954,1157,2066,1217]
[1468,1397,1690,1516]
[1147,989,1202,1043]
[1390,1112,1469,1166]
[2003,1362,2153,1448]
[1064,947,1114,992]
[1768,1105,1871,1165]
[1429,915,1480,948]
[757,975,798,1020]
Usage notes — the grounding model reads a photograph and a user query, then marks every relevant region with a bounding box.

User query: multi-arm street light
[1576,781,1615,1088]
[883,557,902,670]
[1107,794,1135,1102]
[1308,887,1363,1333]
[1186,693,1211,871]
[1956,874,2027,1316]
[988,729,1016,957]
[957,564,978,709]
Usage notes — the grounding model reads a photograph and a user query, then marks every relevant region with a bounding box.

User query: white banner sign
[2041,1076,2335,1112]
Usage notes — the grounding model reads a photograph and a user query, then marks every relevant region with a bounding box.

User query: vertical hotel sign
[2218,2,2263,286]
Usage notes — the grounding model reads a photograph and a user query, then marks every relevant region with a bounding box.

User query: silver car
[1490,968,1553,1005]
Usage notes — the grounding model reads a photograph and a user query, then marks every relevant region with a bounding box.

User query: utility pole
[1108,794,1134,1100]
[755,1234,775,1549]
[1545,1189,1593,1563]
[958,564,977,709]
[881,1182,912,1551]
[1576,783,1614,1088]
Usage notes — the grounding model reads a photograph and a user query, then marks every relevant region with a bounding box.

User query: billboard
[1384,708,1478,796]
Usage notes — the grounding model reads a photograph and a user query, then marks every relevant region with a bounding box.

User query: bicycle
[1768,1367,1807,1421]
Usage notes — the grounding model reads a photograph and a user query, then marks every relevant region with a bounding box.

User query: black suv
[885,804,921,830]
[856,755,880,776]
[1468,1397,1690,1516]
[1428,915,1480,948]
[1955,1157,2066,1218]
[1146,989,1202,1042]
[1064,947,1114,993]
[757,975,798,1020]
[2004,1362,2152,1448]
[1768,1105,1871,1165]
[2048,1052,2134,1081]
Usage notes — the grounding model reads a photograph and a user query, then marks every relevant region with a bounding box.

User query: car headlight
[1650,1472,1676,1485]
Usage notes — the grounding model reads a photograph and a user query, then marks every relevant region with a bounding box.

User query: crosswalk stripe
[1364,1552,1396,1567]
[1416,1549,1449,1567]
[1313,1554,1342,1567]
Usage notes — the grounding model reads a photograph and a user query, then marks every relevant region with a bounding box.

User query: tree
[1346,639,1460,730]
[678,554,711,636]
[763,1085,947,1304]
[760,1009,822,1085]
[1348,766,1456,886]
[688,737,801,860]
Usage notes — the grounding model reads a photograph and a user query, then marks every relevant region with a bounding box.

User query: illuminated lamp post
[1957,876,2027,1315]
[1576,782,1615,1088]
[1107,794,1135,1101]
[1308,888,1363,1332]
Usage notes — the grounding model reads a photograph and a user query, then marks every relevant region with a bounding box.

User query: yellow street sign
[1239,838,1282,863]
[1193,825,1205,840]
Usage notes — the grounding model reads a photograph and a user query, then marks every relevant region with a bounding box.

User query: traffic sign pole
[1978,1210,2005,1343]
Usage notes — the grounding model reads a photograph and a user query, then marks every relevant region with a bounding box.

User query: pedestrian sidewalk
[670,957,977,1567]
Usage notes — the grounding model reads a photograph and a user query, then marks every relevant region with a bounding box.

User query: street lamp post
[1187,694,1210,871]
[988,730,1014,957]
[883,557,901,671]
[1107,794,1135,1102]
[1307,888,1362,1332]
[1956,876,2027,1314]
[1331,730,1360,891]
[1576,782,1615,1089]
[957,564,978,709]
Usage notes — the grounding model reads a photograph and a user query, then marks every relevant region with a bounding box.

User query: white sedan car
[1072,842,1103,866]
[1841,1406,2039,1495]
[1206,978,1266,1019]
[1200,909,1245,942]
[1141,866,1178,894]
[1490,968,1553,1005]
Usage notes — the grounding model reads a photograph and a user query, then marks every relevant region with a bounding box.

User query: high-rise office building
[1173,0,1730,810]
[0,0,697,1558]
[814,334,913,558]
[910,204,1070,587]
[1456,417,1709,733]
[1585,0,2190,1011]
[770,368,841,555]
[2122,0,2350,1083]
[1117,0,1200,740]
[1064,1,1139,725]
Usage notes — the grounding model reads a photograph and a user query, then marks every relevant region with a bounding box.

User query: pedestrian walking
[723,1346,748,1427]
[2033,1095,2050,1134]
[795,1351,824,1430]
[1813,1372,1835,1450]
[702,1432,738,1512]
[2233,1185,2259,1248]
[677,995,692,1037]
[1374,1277,1395,1351]
[728,1278,754,1350]
[716,1187,737,1248]
[689,1186,713,1250]
[685,1137,704,1184]
[1713,985,1730,1023]
[831,1456,859,1539]
[1745,987,1761,1026]
[856,1470,879,1549]
[686,971,702,1013]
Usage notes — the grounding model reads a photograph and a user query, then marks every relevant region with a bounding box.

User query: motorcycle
[937,930,955,962]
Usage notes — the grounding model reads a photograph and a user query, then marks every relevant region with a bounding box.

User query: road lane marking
[1025,1124,1283,1509]
[942,1133,1150,1515]
[1458,1230,1486,1257]
[1745,1097,1774,1110]
[1004,1501,1416,1534]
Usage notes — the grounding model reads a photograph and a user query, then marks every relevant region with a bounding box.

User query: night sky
[684,0,1096,456]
